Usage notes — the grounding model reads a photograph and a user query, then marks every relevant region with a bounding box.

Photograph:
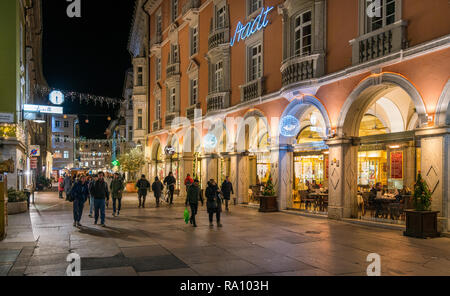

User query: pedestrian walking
[184,174,194,192]
[88,175,98,218]
[185,179,203,227]
[164,172,176,205]
[63,174,72,201]
[89,171,109,227]
[58,176,64,199]
[151,177,164,207]
[221,176,234,212]
[205,179,222,227]
[136,175,150,208]
[110,173,124,216]
[70,175,89,227]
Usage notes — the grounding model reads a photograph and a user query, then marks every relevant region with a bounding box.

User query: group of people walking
[60,170,234,229]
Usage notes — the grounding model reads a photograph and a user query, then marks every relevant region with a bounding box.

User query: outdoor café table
[308,193,329,212]
[374,195,397,218]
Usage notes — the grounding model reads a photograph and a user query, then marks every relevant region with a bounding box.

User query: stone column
[228,153,239,203]
[237,154,249,204]
[270,145,293,210]
[417,128,450,233]
[205,155,218,182]
[326,138,359,220]
[179,153,194,198]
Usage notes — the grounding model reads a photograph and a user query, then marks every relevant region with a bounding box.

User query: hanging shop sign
[230,6,274,46]
[279,115,301,138]
[24,104,63,115]
[203,133,218,149]
[49,90,65,105]
[30,158,38,169]
[165,146,176,156]
[29,145,41,157]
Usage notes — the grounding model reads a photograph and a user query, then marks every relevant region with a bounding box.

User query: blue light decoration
[49,90,65,105]
[279,115,301,138]
[203,133,218,149]
[230,6,274,47]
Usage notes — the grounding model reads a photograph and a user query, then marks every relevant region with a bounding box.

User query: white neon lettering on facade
[230,6,274,46]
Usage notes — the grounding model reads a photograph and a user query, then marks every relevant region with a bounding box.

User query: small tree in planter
[118,148,146,193]
[259,174,278,212]
[7,188,28,215]
[404,173,440,238]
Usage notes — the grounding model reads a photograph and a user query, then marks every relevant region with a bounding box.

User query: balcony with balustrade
[350,20,408,65]
[166,63,180,80]
[186,103,201,121]
[280,54,321,87]
[206,92,229,113]
[182,0,200,16]
[240,77,265,102]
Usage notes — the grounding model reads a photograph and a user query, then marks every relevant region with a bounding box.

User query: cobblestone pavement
[0,192,449,276]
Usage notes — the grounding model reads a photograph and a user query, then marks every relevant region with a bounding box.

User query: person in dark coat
[136,175,150,208]
[110,173,124,216]
[164,172,176,205]
[90,172,110,227]
[221,176,234,212]
[151,177,164,207]
[185,179,203,227]
[70,175,89,227]
[63,174,72,201]
[205,179,222,228]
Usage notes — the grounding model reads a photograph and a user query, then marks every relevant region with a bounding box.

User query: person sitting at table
[312,180,321,190]
[369,183,384,217]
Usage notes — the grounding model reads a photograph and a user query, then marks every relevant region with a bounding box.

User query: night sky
[42,0,135,139]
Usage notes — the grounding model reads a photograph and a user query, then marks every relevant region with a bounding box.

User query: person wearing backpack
[151,177,164,208]
[70,175,89,227]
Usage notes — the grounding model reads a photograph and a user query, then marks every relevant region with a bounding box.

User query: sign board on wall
[0,113,14,123]
[23,104,63,114]
[390,152,403,180]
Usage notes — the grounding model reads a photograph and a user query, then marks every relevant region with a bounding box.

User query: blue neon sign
[230,6,274,47]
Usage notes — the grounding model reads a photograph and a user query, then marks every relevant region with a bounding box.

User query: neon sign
[230,6,274,46]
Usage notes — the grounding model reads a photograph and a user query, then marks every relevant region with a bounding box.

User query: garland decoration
[35,85,126,107]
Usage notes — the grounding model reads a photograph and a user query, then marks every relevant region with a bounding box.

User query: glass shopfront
[357,140,418,224]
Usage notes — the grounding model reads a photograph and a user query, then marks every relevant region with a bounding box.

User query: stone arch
[150,137,162,161]
[280,95,332,145]
[337,72,427,137]
[435,80,450,127]
[236,109,271,153]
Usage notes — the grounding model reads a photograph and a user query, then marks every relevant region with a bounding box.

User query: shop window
[293,10,312,57]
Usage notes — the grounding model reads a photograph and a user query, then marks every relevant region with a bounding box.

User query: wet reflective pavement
[1,192,449,276]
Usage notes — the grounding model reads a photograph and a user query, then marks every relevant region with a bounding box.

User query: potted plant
[404,173,440,238]
[118,148,146,193]
[258,174,278,212]
[7,188,28,215]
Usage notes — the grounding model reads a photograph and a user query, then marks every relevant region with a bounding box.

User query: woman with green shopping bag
[185,179,203,227]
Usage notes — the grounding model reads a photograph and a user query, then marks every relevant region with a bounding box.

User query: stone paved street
[0,192,449,276]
